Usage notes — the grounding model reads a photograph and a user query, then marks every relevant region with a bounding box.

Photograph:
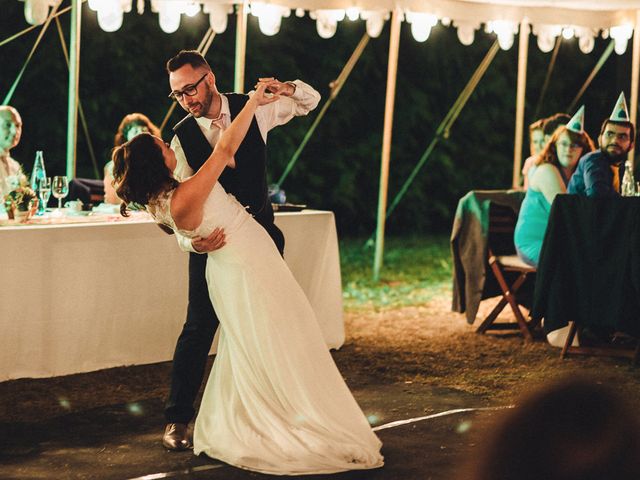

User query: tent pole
[373,8,401,281]
[66,0,81,179]
[2,2,62,106]
[567,40,615,112]
[513,20,529,189]
[55,17,99,179]
[277,33,370,187]
[234,2,248,93]
[629,10,640,168]
[533,36,561,121]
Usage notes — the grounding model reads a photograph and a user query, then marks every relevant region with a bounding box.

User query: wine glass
[37,177,51,215]
[52,176,69,213]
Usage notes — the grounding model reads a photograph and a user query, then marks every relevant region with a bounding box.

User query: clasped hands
[255,77,296,97]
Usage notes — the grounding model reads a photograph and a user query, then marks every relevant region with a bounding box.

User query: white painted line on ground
[126,464,224,479]
[128,406,514,479]
[372,405,514,432]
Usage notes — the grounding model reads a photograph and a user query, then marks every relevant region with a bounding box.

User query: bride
[111,83,383,475]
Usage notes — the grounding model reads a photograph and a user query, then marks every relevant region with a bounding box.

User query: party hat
[609,92,630,122]
[566,105,585,134]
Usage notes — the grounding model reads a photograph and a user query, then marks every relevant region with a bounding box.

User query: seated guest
[514,107,594,267]
[521,118,545,190]
[522,113,571,190]
[104,113,161,204]
[567,92,635,197]
[458,377,640,480]
[542,112,571,142]
[0,106,26,201]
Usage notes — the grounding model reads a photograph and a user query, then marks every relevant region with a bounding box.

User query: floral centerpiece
[3,177,38,221]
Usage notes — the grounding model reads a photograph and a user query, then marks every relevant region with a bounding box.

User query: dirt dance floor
[3,296,640,479]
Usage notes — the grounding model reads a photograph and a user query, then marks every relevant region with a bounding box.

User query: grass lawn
[339,235,452,310]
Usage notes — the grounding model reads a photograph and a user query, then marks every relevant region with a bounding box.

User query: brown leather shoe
[162,423,192,451]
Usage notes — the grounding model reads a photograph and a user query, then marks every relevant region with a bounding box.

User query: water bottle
[30,151,47,214]
[621,160,636,196]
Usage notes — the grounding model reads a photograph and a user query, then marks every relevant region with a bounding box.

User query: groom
[163,50,320,450]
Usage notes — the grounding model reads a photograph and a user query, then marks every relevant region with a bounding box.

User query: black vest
[172,94,277,233]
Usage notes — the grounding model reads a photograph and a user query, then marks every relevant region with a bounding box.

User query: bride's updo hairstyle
[112,132,178,216]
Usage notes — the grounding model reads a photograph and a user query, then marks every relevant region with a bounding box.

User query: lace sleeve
[147,190,177,232]
[147,189,198,239]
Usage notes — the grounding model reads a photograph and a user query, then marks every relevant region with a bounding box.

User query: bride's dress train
[150,183,383,475]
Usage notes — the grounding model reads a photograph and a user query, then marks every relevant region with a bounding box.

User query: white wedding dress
[149,182,383,475]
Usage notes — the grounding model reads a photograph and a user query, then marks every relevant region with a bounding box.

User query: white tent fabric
[20,0,640,40]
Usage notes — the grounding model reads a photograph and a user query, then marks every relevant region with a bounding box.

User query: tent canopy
[20,0,640,51]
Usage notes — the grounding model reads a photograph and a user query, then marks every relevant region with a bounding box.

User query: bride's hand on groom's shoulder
[192,227,226,253]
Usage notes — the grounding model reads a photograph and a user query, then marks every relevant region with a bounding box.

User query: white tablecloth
[0,210,343,381]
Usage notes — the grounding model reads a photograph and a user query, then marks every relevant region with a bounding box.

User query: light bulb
[562,27,573,39]
[24,0,49,25]
[159,8,180,33]
[457,25,474,46]
[184,2,199,17]
[207,3,228,33]
[363,11,384,38]
[97,4,124,32]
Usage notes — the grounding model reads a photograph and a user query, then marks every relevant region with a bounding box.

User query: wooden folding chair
[476,203,538,342]
[560,321,640,365]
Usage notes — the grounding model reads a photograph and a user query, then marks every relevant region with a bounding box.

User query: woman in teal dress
[514,124,594,266]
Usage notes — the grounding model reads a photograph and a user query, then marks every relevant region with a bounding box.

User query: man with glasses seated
[567,93,635,197]
[160,50,320,451]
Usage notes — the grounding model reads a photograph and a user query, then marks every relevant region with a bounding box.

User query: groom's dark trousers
[165,94,284,424]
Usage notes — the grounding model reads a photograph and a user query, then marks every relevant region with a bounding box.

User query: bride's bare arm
[171,84,279,230]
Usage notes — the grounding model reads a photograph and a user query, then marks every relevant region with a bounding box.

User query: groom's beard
[187,90,214,118]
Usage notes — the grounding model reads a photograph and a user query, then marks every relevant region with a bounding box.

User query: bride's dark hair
[111,132,178,216]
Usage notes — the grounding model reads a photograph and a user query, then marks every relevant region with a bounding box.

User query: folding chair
[560,321,640,364]
[476,202,538,342]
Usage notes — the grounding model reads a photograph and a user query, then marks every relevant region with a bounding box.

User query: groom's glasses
[168,73,208,101]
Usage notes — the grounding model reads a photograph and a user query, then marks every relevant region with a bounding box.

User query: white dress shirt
[170,79,321,253]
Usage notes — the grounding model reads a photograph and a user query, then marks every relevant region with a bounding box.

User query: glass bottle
[30,150,47,214]
[621,160,636,197]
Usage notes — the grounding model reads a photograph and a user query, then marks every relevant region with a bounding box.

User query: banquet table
[0,209,344,381]
[532,195,640,337]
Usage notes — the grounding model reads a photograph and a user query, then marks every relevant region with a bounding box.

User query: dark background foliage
[0,1,634,235]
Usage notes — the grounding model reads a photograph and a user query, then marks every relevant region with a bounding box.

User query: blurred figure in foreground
[460,377,640,480]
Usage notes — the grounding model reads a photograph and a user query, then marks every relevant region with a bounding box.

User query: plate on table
[92,203,120,214]
[65,209,92,217]
[272,203,307,212]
